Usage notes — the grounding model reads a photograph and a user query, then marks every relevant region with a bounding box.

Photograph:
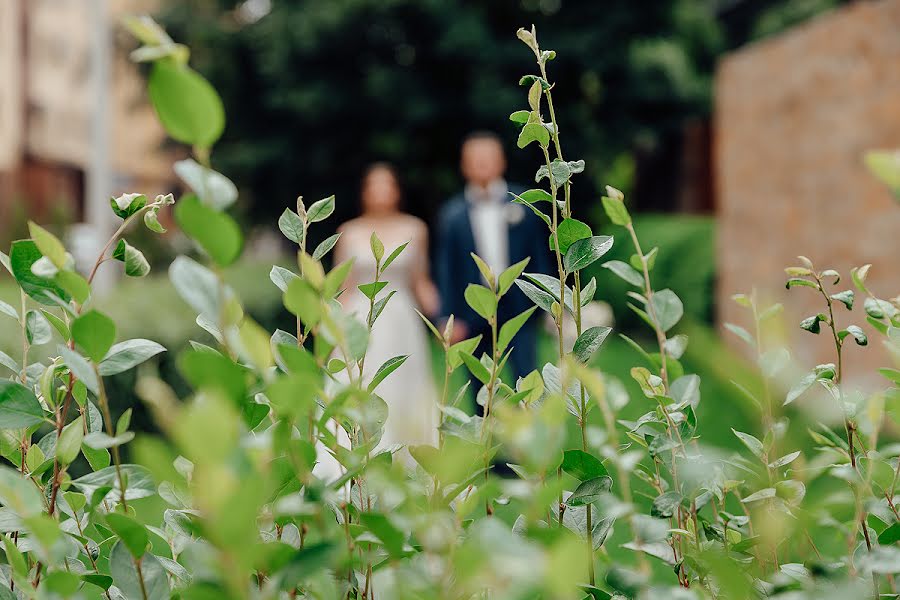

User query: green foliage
[2,16,898,600]
[155,0,832,230]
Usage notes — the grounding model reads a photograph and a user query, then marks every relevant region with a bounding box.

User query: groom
[436,131,552,410]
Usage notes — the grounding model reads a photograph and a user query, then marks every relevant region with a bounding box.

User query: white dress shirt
[466,179,510,277]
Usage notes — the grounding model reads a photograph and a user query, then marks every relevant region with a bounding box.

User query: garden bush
[0,17,898,600]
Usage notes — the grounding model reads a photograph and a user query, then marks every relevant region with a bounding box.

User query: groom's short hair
[463,130,503,150]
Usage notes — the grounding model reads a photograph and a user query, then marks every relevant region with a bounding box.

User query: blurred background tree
[158,0,843,232]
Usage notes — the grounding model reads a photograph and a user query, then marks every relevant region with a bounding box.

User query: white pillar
[84,0,115,291]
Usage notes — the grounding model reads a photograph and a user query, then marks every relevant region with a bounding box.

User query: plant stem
[19,291,28,384]
[134,558,150,600]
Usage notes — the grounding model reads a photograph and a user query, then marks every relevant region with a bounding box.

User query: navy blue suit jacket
[435,185,553,379]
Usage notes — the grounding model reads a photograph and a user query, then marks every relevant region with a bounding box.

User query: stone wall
[715,0,900,385]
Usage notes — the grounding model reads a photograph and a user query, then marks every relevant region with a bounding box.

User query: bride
[332,163,441,452]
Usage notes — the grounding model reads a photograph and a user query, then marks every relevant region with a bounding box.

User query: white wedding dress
[313,217,439,483]
[342,232,440,451]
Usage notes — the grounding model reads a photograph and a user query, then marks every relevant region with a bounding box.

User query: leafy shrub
[587,214,715,329]
[0,17,898,600]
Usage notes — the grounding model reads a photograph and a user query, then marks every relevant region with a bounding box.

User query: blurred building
[715,0,900,381]
[0,0,173,243]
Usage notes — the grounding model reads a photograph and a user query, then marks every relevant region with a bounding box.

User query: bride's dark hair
[362,161,400,185]
[360,161,403,210]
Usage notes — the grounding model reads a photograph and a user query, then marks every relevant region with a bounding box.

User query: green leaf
[631,366,664,397]
[498,307,537,353]
[550,218,592,254]
[169,256,231,320]
[649,289,683,332]
[784,372,815,405]
[536,159,582,185]
[851,264,871,293]
[284,279,322,328]
[25,310,52,345]
[173,159,237,210]
[312,233,341,260]
[58,345,99,395]
[841,325,868,346]
[106,513,150,558]
[98,339,166,376]
[175,194,243,266]
[799,314,822,334]
[572,326,612,363]
[278,208,305,244]
[580,277,597,305]
[769,450,801,469]
[307,195,335,223]
[0,351,19,374]
[81,574,113,591]
[786,278,818,290]
[371,291,396,324]
[83,432,135,450]
[563,236,613,272]
[514,279,556,314]
[601,195,631,226]
[517,189,552,203]
[830,290,855,310]
[72,310,116,362]
[0,300,16,320]
[27,222,67,268]
[10,240,69,305]
[367,355,409,392]
[0,381,45,429]
[148,60,224,148]
[651,491,682,518]
[112,239,151,277]
[270,265,299,293]
[517,121,550,148]
[566,476,613,507]
[880,368,900,384]
[56,416,84,465]
[55,270,90,303]
[527,80,542,111]
[360,512,406,558]
[110,193,148,219]
[41,309,69,340]
[143,207,166,233]
[601,260,643,287]
[498,258,530,296]
[864,150,900,190]
[878,522,900,545]
[448,335,482,371]
[178,350,247,404]
[382,242,409,271]
[561,449,609,481]
[0,466,43,517]
[109,542,169,599]
[509,110,530,124]
[460,353,491,385]
[470,253,495,288]
[368,233,385,264]
[464,284,496,320]
[358,281,388,300]
[510,192,551,226]
[238,317,274,371]
[73,464,155,502]
[732,428,765,460]
[724,323,754,346]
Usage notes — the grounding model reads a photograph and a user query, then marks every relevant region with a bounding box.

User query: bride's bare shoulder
[337,217,365,236]
[399,214,428,236]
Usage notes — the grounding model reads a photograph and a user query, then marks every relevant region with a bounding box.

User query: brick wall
[715,0,900,386]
